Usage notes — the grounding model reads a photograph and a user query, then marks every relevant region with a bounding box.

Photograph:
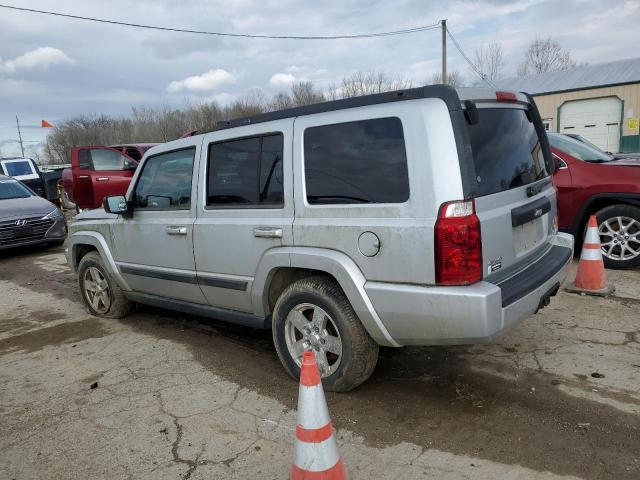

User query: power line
[446,27,498,88]
[0,4,441,40]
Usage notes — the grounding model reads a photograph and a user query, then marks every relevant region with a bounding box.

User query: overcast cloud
[1,0,638,158]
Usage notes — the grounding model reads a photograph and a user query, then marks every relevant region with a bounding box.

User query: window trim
[301,116,411,208]
[130,146,197,212]
[204,131,285,211]
[552,153,568,169]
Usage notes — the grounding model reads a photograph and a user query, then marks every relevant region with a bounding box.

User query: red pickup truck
[61,144,157,210]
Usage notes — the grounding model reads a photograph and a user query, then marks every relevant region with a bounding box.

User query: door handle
[166,226,188,236]
[78,175,89,179]
[96,177,110,181]
[253,227,283,238]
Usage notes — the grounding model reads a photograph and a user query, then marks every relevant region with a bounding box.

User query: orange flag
[41,120,53,128]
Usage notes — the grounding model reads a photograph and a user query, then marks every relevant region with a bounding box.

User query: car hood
[607,157,640,167]
[0,195,56,221]
[74,208,118,221]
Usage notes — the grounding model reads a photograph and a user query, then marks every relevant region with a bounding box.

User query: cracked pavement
[0,247,639,479]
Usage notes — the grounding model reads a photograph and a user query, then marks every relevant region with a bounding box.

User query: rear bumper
[365,233,574,346]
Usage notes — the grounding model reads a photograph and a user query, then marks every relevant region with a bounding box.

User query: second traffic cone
[566,215,614,296]
[291,351,346,480]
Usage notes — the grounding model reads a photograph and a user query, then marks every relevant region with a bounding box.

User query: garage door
[559,97,622,152]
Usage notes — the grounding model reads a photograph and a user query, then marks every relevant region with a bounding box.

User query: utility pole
[15,115,25,157]
[441,19,447,85]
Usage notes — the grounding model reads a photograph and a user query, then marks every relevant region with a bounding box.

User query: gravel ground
[0,244,639,479]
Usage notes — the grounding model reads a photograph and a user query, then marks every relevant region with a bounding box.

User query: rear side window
[468,108,549,196]
[304,117,409,204]
[2,160,35,177]
[207,133,284,207]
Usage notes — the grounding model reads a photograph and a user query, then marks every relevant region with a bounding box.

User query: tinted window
[3,160,34,177]
[207,134,284,207]
[468,108,549,197]
[304,117,409,204]
[133,148,195,210]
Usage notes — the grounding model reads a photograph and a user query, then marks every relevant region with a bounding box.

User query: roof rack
[216,84,459,130]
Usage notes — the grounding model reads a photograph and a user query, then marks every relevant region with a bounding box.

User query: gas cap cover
[358,231,381,257]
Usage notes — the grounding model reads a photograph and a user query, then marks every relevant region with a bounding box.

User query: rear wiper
[307,195,371,204]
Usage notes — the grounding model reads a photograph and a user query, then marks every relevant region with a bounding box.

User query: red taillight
[496,91,518,103]
[435,200,483,285]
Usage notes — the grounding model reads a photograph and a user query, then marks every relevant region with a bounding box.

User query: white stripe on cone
[297,384,331,430]
[581,246,603,261]
[294,435,342,472]
[584,224,600,245]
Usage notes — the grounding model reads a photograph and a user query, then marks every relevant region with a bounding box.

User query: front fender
[66,231,131,291]
[252,247,400,347]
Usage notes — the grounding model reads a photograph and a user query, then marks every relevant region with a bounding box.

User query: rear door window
[468,108,549,196]
[207,133,284,208]
[303,117,409,204]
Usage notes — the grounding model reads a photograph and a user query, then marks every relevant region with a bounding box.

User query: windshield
[0,179,33,199]
[548,134,613,162]
[468,107,550,197]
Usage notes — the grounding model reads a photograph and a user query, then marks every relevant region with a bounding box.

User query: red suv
[549,133,640,269]
[62,144,157,210]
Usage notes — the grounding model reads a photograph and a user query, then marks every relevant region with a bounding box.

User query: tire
[594,204,640,270]
[77,251,135,318]
[272,276,379,392]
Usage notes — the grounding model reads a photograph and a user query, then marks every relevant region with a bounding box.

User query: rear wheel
[595,204,640,269]
[272,276,379,392]
[77,251,135,318]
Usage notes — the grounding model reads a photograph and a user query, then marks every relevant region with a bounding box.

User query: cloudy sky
[1,0,638,159]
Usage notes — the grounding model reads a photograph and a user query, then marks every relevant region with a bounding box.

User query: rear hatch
[463,93,556,281]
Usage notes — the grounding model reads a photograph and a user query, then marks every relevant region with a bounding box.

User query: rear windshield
[468,107,549,197]
[2,160,34,177]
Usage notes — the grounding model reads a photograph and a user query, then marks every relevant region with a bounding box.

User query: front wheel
[595,204,640,269]
[272,276,379,392]
[77,251,135,318]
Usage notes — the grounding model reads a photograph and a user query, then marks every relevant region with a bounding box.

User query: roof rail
[216,84,460,130]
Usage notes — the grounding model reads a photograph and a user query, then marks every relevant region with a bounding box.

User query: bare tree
[518,37,577,76]
[326,72,412,100]
[472,41,505,83]
[44,71,416,164]
[430,70,463,87]
[270,81,325,110]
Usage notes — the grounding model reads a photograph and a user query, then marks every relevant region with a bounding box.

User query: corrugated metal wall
[533,83,640,137]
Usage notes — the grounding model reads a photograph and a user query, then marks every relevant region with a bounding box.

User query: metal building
[498,57,640,153]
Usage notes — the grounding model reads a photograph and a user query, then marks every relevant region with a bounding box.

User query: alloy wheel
[598,216,640,261]
[284,303,343,377]
[83,266,112,314]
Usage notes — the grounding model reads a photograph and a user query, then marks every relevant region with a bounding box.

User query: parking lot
[0,242,638,480]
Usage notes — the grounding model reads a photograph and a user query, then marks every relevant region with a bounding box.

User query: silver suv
[66,86,574,391]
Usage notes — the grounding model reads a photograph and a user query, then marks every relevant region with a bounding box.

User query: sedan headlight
[43,208,64,220]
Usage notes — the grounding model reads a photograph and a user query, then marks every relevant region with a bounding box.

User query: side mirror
[123,160,138,171]
[103,195,129,215]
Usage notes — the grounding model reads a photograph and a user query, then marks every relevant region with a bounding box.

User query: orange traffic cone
[566,215,614,296]
[291,351,346,480]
